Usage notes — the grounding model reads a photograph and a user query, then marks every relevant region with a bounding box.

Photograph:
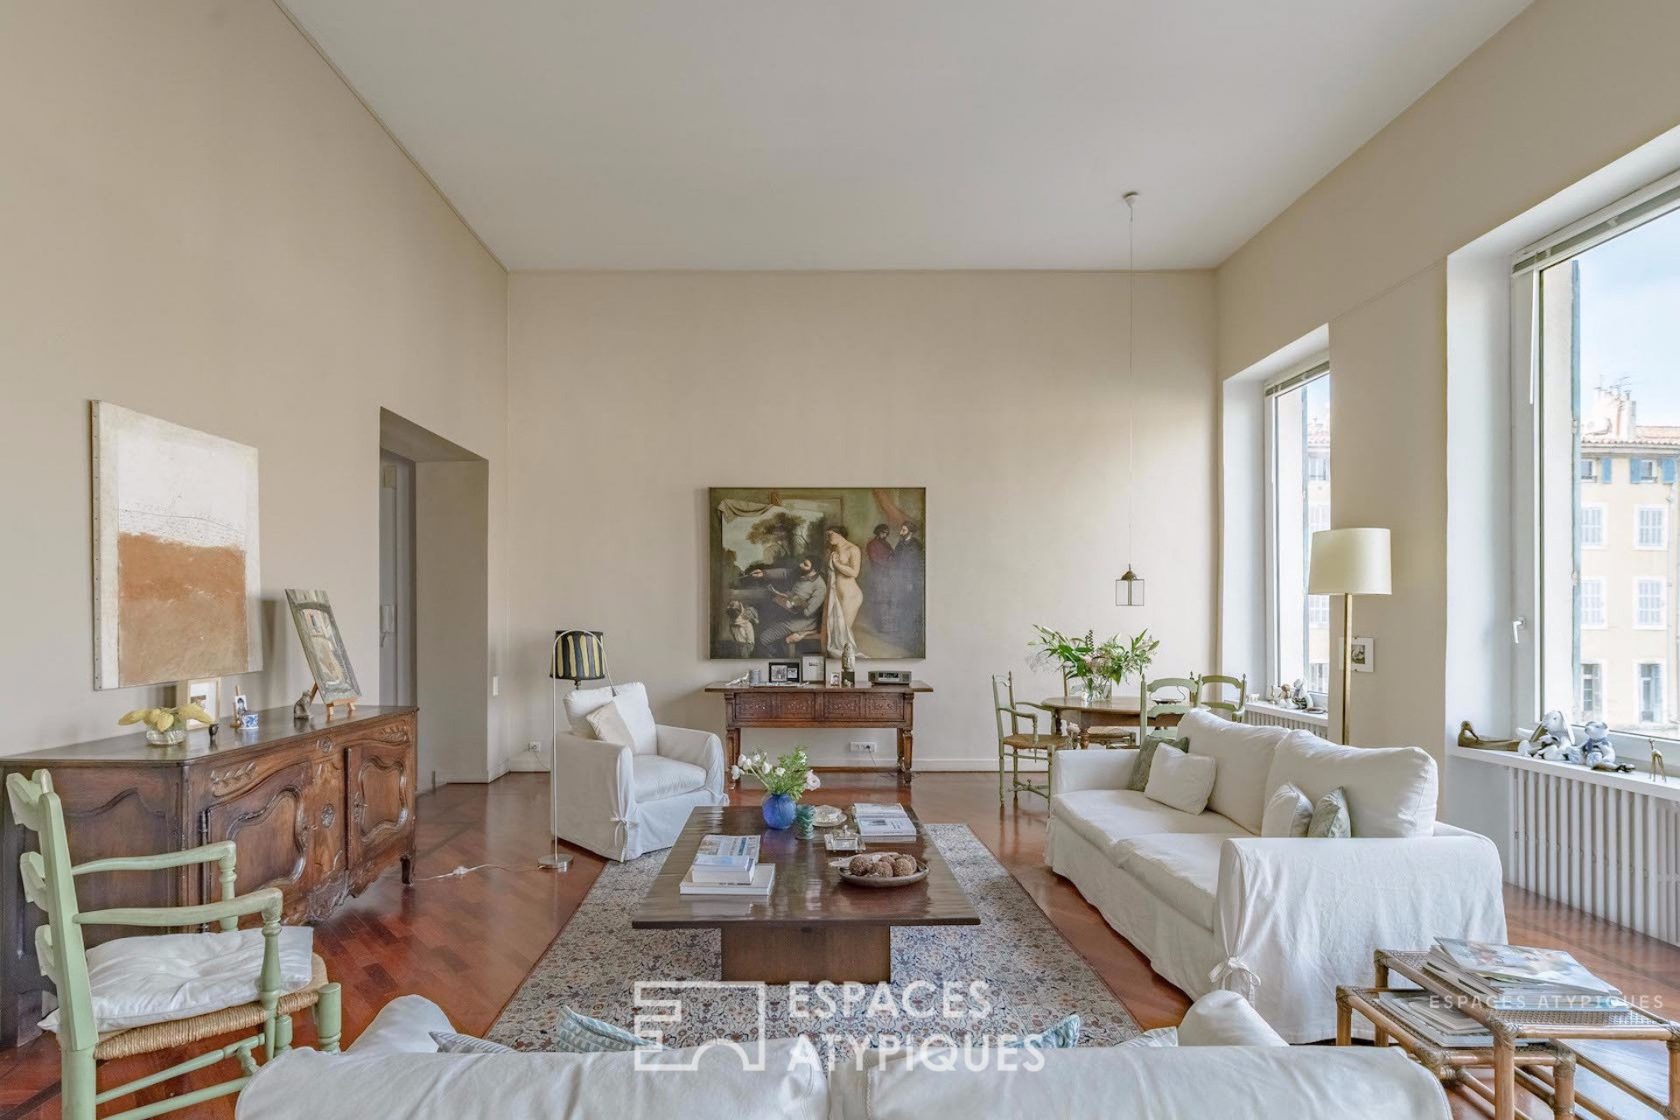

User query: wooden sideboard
[0,705,418,1047]
[704,681,931,784]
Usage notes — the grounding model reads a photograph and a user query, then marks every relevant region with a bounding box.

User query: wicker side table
[1336,948,1680,1120]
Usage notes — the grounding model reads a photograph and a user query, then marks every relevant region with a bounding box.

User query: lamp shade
[1308,528,1391,596]
[551,629,608,682]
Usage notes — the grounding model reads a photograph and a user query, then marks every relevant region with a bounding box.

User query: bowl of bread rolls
[837,851,928,887]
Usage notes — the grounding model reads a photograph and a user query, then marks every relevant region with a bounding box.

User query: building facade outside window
[1637,506,1667,549]
[1579,662,1603,718]
[1639,662,1665,724]
[1580,504,1605,548]
[1266,365,1330,700]
[1637,578,1666,628]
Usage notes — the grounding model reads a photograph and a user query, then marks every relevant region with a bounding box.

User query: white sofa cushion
[1260,782,1313,838]
[1143,749,1217,815]
[347,994,454,1054]
[1264,735,1438,838]
[43,926,314,1034]
[631,755,707,801]
[586,701,637,748]
[564,683,657,754]
[1177,990,1288,1047]
[1180,710,1286,834]
[1050,790,1245,861]
[1112,833,1225,931]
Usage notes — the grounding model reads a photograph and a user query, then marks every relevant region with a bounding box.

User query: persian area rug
[488,824,1139,1051]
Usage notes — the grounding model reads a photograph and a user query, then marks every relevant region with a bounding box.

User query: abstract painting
[286,589,361,704]
[709,487,925,660]
[92,402,262,688]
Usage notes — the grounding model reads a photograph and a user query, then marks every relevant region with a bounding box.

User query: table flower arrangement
[732,747,820,829]
[118,702,214,747]
[1030,625,1160,701]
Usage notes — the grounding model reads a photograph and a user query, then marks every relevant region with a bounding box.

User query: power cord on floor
[410,862,562,882]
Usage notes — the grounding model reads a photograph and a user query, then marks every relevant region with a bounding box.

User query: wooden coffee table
[629,805,979,983]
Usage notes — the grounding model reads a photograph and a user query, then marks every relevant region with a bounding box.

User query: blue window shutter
[1602,457,1615,483]
[1664,459,1676,485]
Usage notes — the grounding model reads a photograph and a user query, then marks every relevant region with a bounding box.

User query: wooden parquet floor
[0,772,1675,1118]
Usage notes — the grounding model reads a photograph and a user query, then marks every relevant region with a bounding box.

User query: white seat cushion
[1112,833,1225,931]
[631,754,707,802]
[1264,734,1438,838]
[564,683,658,754]
[1051,789,1244,862]
[42,926,314,1034]
[1179,709,1288,834]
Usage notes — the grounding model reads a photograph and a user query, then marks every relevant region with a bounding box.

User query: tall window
[1580,505,1605,548]
[1637,506,1667,549]
[1517,178,1680,740]
[1579,663,1603,718]
[1267,364,1331,697]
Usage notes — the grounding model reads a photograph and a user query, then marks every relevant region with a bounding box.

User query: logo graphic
[631,981,769,1071]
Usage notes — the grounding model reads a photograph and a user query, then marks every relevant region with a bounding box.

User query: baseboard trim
[911,760,1045,773]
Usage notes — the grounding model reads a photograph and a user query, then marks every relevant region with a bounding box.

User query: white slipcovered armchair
[551,682,727,861]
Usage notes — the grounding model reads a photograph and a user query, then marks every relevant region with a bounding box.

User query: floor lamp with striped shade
[543,629,610,870]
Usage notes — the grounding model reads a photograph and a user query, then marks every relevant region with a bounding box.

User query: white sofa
[235,991,1452,1119]
[1047,709,1508,1042]
[551,682,727,861]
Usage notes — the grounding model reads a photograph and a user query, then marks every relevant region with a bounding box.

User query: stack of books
[1422,938,1628,1014]
[679,835,775,898]
[854,802,917,840]
[1374,992,1499,1048]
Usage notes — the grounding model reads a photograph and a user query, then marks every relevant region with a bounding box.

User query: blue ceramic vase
[761,792,797,830]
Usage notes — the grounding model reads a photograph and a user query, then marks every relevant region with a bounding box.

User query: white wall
[1215,0,1680,793]
[505,271,1218,771]
[0,1,509,767]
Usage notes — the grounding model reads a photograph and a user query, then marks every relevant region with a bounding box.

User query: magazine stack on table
[853,802,917,840]
[679,835,775,897]
[1374,992,1502,1048]
[1422,938,1628,1016]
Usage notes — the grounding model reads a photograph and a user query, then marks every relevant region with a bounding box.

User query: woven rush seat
[999,733,1072,752]
[93,953,330,1060]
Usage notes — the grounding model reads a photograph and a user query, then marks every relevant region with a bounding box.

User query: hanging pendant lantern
[1117,190,1145,605]
[1115,565,1145,607]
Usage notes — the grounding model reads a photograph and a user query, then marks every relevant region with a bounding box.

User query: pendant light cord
[1124,191,1138,571]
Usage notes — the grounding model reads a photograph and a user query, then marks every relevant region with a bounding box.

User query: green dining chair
[993,672,1075,805]
[1139,676,1199,748]
[6,769,340,1120]
[1195,673,1249,720]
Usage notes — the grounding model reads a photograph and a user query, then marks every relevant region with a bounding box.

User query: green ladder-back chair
[993,672,1074,805]
[6,769,341,1120]
[1195,673,1249,721]
[1139,676,1199,749]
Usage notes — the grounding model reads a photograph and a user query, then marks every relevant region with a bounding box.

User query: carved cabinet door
[200,754,315,922]
[346,729,415,873]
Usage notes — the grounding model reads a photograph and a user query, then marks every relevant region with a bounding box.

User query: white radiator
[1243,702,1329,737]
[1508,763,1680,946]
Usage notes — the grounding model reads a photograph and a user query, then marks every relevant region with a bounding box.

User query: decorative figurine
[1580,720,1616,768]
[1652,741,1669,784]
[293,689,313,722]
[1457,721,1520,751]
[1289,678,1311,710]
[1523,710,1577,762]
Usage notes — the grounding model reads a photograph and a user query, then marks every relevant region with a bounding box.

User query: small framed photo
[801,654,825,684]
[1350,636,1375,673]
[768,659,800,684]
[178,678,221,729]
[748,668,765,685]
[828,670,843,687]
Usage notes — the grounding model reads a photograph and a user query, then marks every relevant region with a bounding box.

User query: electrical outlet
[527,740,541,753]
[492,675,500,697]
[848,741,874,754]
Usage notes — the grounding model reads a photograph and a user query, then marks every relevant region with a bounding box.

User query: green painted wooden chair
[1194,673,1249,720]
[6,769,340,1120]
[1138,676,1199,749]
[993,673,1074,805]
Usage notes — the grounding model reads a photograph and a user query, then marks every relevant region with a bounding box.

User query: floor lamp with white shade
[1308,528,1391,745]
[542,628,611,871]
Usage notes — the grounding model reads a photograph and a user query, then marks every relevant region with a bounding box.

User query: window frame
[1578,661,1603,719]
[1263,357,1332,706]
[1638,661,1666,725]
[1511,164,1680,747]
[1579,503,1605,549]
[1635,578,1666,630]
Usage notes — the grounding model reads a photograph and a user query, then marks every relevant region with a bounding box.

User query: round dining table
[1037,695,1183,749]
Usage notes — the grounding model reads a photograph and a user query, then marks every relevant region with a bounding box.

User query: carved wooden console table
[705,681,931,785]
[0,705,417,1047]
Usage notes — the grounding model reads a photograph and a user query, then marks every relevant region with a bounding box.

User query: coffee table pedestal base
[721,925,891,984]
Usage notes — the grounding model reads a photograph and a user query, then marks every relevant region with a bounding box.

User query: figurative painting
[286,589,362,704]
[709,488,926,660]
[92,402,262,688]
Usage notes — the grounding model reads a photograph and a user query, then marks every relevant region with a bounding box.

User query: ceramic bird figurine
[1457,721,1520,751]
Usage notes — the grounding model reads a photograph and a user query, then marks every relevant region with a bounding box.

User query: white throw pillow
[1143,749,1218,815]
[1180,709,1287,833]
[586,701,636,748]
[1264,732,1438,838]
[564,682,657,755]
[1260,782,1313,838]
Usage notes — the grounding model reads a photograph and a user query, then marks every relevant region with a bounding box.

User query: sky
[1575,204,1680,423]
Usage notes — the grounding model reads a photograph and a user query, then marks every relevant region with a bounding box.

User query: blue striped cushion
[551,1006,659,1052]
